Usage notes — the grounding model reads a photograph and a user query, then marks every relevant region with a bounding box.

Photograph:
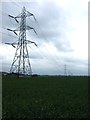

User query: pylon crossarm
[26,40,37,47]
[8,15,15,18]
[26,11,37,22]
[13,30,18,36]
[15,18,19,23]
[5,42,18,48]
[9,15,19,23]
[26,11,33,16]
[15,13,22,18]
[13,27,20,31]
[26,26,37,35]
[7,28,18,36]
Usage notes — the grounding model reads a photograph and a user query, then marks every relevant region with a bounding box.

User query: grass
[2,75,88,119]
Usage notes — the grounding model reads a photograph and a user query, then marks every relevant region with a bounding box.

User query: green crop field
[2,75,89,119]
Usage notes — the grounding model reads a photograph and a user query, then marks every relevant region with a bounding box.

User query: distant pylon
[6,6,38,76]
[64,64,67,76]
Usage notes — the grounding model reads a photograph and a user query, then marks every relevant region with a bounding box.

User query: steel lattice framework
[6,6,37,76]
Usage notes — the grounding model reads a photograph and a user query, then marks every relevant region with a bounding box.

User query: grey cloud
[33,2,72,52]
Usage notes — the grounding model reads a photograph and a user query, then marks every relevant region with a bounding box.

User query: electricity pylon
[64,64,67,76]
[6,6,37,76]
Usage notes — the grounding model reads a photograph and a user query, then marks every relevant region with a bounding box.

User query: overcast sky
[0,0,88,75]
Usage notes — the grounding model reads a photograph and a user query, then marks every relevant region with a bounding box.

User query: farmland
[2,75,89,119]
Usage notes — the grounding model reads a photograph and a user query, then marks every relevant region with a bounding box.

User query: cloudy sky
[0,0,88,75]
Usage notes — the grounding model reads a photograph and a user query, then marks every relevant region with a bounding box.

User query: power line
[4,0,22,10]
[0,9,8,16]
[0,25,18,38]
[27,25,62,74]
[29,17,64,73]
[27,28,63,74]
[0,30,18,39]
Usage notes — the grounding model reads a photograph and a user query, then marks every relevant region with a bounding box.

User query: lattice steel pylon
[6,6,38,76]
[64,64,67,76]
